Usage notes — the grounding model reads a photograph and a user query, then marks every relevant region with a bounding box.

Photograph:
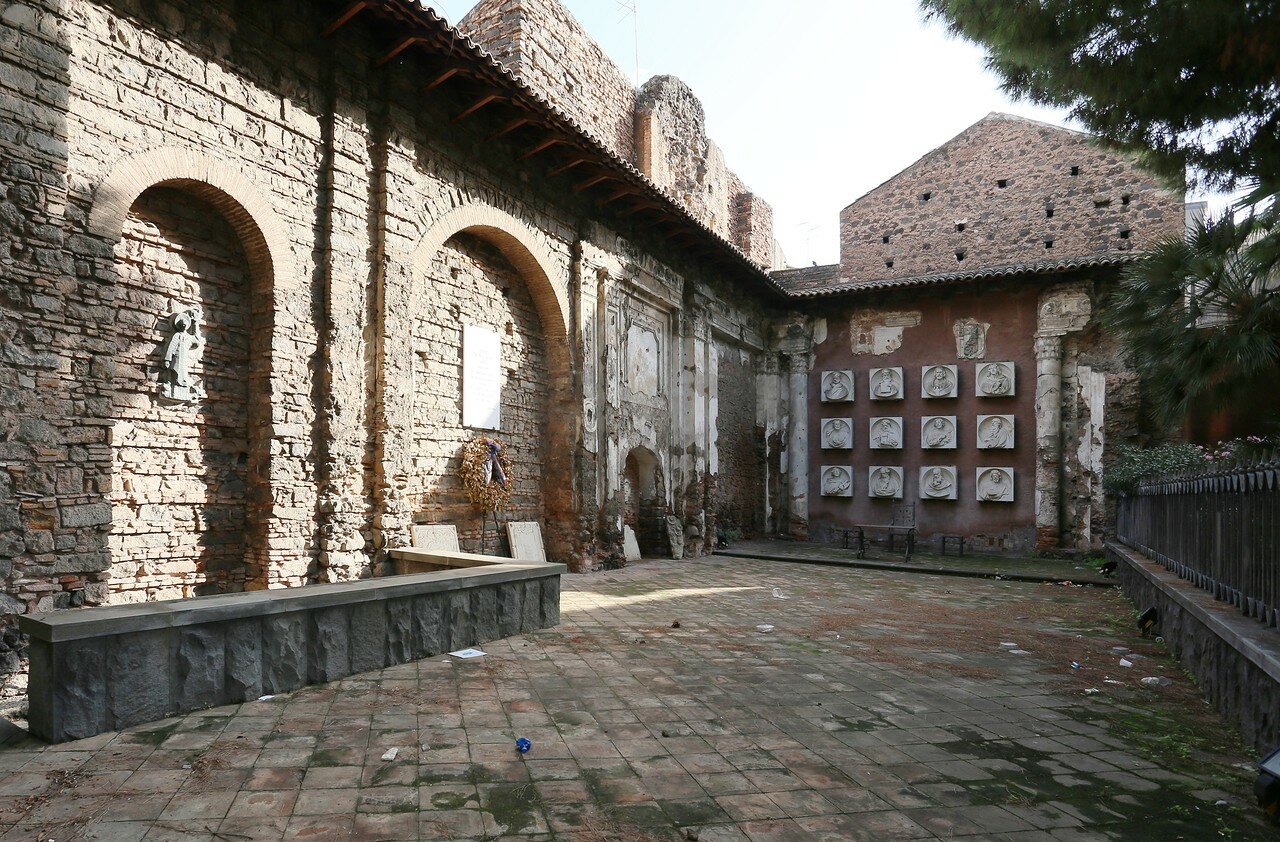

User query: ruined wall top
[457,0,775,268]
[837,113,1185,284]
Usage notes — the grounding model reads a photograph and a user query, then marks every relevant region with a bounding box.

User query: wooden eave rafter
[518,136,569,161]
[489,116,534,140]
[452,90,506,123]
[573,172,615,193]
[322,1,372,37]
[375,35,428,67]
[547,157,589,178]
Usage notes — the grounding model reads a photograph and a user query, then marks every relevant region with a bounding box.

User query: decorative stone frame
[977,415,1016,449]
[820,418,854,450]
[920,416,957,449]
[820,370,855,403]
[976,361,1017,397]
[868,367,905,400]
[977,467,1016,502]
[869,417,904,450]
[820,465,854,498]
[868,466,905,499]
[919,466,958,501]
[921,364,958,398]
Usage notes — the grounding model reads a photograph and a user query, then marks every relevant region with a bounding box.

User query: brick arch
[408,203,571,368]
[88,147,296,589]
[87,147,296,287]
[377,202,577,561]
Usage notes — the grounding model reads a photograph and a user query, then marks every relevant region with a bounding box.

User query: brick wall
[108,186,264,602]
[839,113,1184,282]
[408,234,549,555]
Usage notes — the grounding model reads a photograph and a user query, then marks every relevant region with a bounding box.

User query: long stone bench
[19,553,563,742]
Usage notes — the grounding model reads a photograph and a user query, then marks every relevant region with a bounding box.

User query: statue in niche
[979,416,1013,448]
[822,419,852,449]
[872,368,901,399]
[871,467,901,498]
[923,366,955,398]
[978,362,1013,396]
[159,307,204,404]
[822,466,852,496]
[923,417,955,448]
[922,467,955,499]
[978,469,1014,502]
[871,418,901,449]
[822,371,852,402]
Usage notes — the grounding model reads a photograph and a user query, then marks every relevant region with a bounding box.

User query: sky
[426,0,1214,268]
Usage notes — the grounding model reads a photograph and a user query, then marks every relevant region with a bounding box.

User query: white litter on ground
[772,587,789,599]
[1000,642,1018,648]
[756,624,775,632]
[448,648,486,659]
[381,747,399,762]
[257,695,275,702]
[1119,658,1133,668]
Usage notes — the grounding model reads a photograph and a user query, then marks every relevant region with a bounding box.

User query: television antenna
[614,0,639,85]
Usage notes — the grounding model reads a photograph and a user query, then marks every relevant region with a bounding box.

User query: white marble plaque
[919,466,958,500]
[976,361,1016,397]
[821,370,854,403]
[976,467,1015,502]
[820,466,854,497]
[463,325,502,429]
[977,415,1015,449]
[868,466,904,499]
[921,364,958,398]
[821,418,854,450]
[868,367,905,400]
[623,525,641,561]
[869,417,903,450]
[411,524,461,552]
[920,416,957,449]
[507,521,547,563]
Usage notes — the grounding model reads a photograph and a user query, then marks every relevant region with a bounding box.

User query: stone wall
[714,339,761,536]
[838,113,1184,283]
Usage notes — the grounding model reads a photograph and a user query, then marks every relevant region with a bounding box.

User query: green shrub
[1106,436,1279,493]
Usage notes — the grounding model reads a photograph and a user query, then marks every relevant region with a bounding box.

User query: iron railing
[1116,454,1280,628]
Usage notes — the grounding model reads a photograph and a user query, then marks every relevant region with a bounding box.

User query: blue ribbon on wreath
[483,440,508,489]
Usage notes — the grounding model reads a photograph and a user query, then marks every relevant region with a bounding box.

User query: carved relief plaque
[921,364,958,398]
[919,466,958,501]
[954,319,989,359]
[977,415,1015,449]
[462,324,502,429]
[868,367,904,400]
[820,418,854,450]
[868,417,903,450]
[868,466,904,499]
[820,466,854,497]
[159,307,204,404]
[920,416,957,449]
[820,370,854,403]
[976,467,1015,502]
[976,361,1016,397]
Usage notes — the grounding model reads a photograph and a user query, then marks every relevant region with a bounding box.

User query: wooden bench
[837,503,917,562]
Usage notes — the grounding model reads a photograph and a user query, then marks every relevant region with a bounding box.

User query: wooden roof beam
[375,36,427,68]
[323,1,372,37]
[518,137,569,161]
[424,65,469,92]
[600,186,642,206]
[451,91,505,123]
[488,116,534,140]
[547,158,589,178]
[573,173,615,193]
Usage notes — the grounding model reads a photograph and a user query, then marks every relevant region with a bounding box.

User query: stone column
[785,351,810,539]
[1033,334,1064,548]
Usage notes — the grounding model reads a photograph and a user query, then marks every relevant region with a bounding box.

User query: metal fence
[1116,456,1280,628]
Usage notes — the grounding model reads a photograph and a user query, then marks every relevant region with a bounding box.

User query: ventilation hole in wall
[997,179,1008,189]
[921,191,932,201]
[1095,198,1112,208]
[1120,228,1131,239]
[1046,206,1055,219]
[505,321,514,335]
[885,259,895,269]
[882,235,891,244]
[955,249,966,262]
[1044,238,1055,249]
[1122,194,1132,206]
[956,222,966,232]
[1070,165,1080,176]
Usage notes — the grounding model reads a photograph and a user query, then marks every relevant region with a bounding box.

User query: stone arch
[89,148,295,594]
[378,202,577,562]
[623,445,668,557]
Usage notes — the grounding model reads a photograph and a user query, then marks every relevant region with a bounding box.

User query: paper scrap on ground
[1000,642,1018,648]
[1009,649,1029,655]
[756,624,775,632]
[381,747,399,762]
[772,587,789,599]
[1119,658,1133,668]
[257,695,275,701]
[449,648,487,659]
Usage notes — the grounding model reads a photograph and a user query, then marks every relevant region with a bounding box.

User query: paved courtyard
[0,557,1272,840]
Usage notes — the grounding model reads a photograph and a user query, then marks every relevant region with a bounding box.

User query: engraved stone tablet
[976,467,1015,502]
[921,364,958,398]
[411,524,461,552]
[868,367,905,400]
[869,417,903,450]
[463,324,502,429]
[820,466,854,497]
[920,416,957,449]
[623,525,641,561]
[977,415,1015,449]
[868,466,904,499]
[821,370,854,403]
[976,361,1016,397]
[919,466,958,500]
[506,521,547,563]
[821,418,854,450]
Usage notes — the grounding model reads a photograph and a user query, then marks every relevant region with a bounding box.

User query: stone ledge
[1110,541,1280,753]
[19,559,564,643]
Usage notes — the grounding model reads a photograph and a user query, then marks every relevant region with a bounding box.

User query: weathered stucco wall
[838,113,1184,283]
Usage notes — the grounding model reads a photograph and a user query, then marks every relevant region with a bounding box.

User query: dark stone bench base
[20,557,562,743]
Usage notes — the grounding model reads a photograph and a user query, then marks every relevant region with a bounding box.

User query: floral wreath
[459,436,512,512]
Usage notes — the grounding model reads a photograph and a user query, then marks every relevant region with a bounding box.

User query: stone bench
[20,555,563,743]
